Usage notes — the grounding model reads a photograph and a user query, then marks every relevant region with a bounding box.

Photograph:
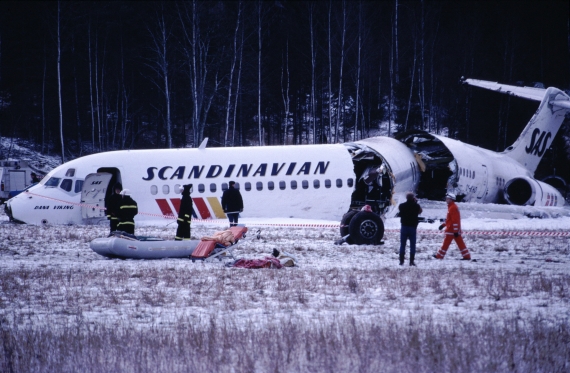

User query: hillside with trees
[0,0,568,180]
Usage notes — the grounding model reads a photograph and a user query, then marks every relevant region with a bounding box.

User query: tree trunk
[327,1,333,143]
[57,1,64,163]
[257,0,263,145]
[224,2,241,147]
[309,3,316,144]
[335,0,346,143]
[88,23,96,152]
[281,39,290,145]
[354,1,362,141]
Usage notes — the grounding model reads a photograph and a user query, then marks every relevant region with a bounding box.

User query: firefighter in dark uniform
[222,181,244,227]
[117,189,138,235]
[175,184,193,240]
[105,182,123,234]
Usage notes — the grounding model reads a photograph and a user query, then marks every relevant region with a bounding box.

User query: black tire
[348,211,384,245]
[340,210,358,237]
[340,210,358,244]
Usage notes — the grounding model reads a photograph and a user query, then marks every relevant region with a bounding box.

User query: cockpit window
[45,177,61,187]
[65,168,76,177]
[60,179,73,192]
[74,180,84,194]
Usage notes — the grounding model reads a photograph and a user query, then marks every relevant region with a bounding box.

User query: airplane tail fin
[503,87,570,173]
[463,78,570,173]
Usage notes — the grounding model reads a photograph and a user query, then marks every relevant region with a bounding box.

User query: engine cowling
[504,176,564,206]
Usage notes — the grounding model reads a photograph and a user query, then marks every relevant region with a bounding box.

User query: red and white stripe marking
[20,191,570,235]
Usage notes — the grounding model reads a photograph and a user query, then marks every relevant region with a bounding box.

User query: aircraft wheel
[348,211,384,245]
[340,210,358,244]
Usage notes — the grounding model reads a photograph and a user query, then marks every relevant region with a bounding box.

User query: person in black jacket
[117,189,138,235]
[221,181,243,227]
[175,184,193,241]
[105,182,123,234]
[398,192,423,266]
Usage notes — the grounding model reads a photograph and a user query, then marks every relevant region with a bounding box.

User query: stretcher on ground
[191,226,248,262]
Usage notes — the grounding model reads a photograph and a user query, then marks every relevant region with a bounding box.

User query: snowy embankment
[1,207,569,372]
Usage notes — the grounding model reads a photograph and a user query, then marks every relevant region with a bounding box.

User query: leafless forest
[0,1,569,178]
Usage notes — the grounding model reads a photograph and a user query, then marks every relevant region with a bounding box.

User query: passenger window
[302,180,309,189]
[234,182,240,190]
[60,179,72,192]
[174,184,181,194]
[347,178,354,188]
[210,183,217,193]
[473,171,475,179]
[291,180,297,190]
[198,184,205,193]
[245,182,251,191]
[74,180,84,194]
[325,179,331,188]
[279,181,286,190]
[222,183,228,191]
[45,177,61,187]
[268,181,274,190]
[256,182,263,191]
[313,180,320,189]
[162,185,170,194]
[65,168,75,177]
[336,179,343,188]
[150,185,158,195]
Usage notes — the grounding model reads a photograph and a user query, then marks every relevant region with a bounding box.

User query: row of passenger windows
[149,178,355,196]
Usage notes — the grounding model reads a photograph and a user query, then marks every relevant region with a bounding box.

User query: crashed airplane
[4,78,570,245]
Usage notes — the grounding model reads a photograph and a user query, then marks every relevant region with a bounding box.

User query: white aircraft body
[4,78,570,244]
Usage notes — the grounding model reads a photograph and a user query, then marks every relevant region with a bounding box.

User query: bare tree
[309,3,316,144]
[257,0,263,145]
[354,1,362,141]
[178,0,221,146]
[334,0,346,143]
[327,1,333,142]
[231,25,244,147]
[88,22,96,152]
[281,39,290,145]
[224,2,242,147]
[146,5,173,148]
[57,1,64,163]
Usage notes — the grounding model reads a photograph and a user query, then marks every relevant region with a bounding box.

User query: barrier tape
[20,191,570,235]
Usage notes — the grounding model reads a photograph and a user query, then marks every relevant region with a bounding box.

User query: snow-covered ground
[1,206,569,372]
[1,138,569,371]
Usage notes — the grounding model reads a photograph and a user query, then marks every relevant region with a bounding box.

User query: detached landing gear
[337,209,385,245]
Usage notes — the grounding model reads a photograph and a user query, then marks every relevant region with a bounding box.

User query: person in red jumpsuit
[433,193,471,260]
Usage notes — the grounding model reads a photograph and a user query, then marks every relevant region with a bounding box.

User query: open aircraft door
[477,165,488,199]
[81,173,113,219]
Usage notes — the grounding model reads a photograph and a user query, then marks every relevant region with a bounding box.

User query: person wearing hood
[221,181,243,227]
[433,193,471,260]
[105,182,123,234]
[117,189,138,235]
[175,184,193,240]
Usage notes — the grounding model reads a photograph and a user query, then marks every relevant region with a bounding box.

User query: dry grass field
[1,216,570,372]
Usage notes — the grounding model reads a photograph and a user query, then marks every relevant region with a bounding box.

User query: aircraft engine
[504,176,564,207]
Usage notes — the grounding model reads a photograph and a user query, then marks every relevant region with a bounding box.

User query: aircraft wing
[462,78,545,102]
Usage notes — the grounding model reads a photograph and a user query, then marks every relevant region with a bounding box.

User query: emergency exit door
[81,173,113,219]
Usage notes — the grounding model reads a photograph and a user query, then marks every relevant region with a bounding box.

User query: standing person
[221,181,243,227]
[398,192,423,266]
[117,189,138,235]
[175,184,193,241]
[30,172,41,184]
[434,193,471,260]
[105,182,123,234]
